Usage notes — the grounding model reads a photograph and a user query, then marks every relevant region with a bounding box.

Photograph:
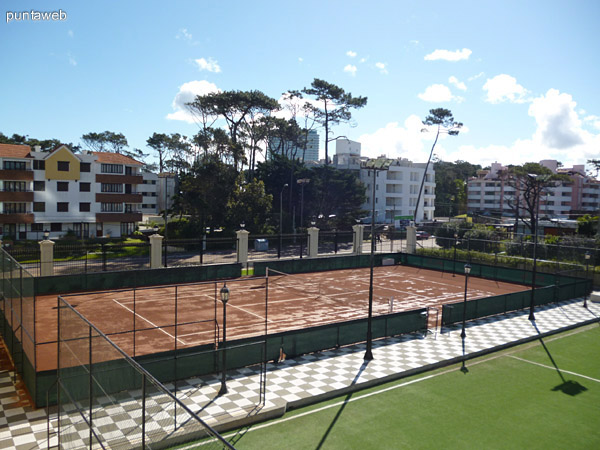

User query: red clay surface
[34,265,527,371]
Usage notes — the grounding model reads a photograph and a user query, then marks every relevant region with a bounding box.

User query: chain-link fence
[56,296,236,449]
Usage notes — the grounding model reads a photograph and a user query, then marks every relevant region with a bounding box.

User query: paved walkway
[1,297,599,449]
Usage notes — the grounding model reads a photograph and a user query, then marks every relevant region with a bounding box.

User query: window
[80,162,91,172]
[5,203,27,213]
[34,181,45,191]
[3,161,26,170]
[57,202,69,212]
[33,160,45,170]
[101,183,123,193]
[101,203,123,212]
[31,223,43,232]
[4,181,26,192]
[57,161,70,171]
[125,204,138,213]
[33,202,45,212]
[51,223,62,232]
[57,181,69,191]
[125,166,133,175]
[79,202,91,212]
[101,163,123,174]
[80,182,91,192]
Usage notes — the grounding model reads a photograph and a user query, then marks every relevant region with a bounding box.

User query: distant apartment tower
[333,139,362,170]
[466,160,600,218]
[269,129,319,162]
[0,143,145,240]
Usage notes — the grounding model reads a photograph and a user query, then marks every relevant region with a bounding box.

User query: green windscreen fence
[0,249,36,404]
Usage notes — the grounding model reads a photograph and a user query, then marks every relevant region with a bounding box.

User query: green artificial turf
[193,326,600,450]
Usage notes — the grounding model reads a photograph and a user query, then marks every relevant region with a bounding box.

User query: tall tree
[508,162,568,235]
[0,132,80,152]
[415,109,463,222]
[433,158,481,216]
[588,159,600,177]
[147,133,190,173]
[302,79,367,165]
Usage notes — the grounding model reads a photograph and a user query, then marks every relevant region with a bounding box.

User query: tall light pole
[528,173,540,321]
[453,232,458,277]
[279,184,288,259]
[461,264,471,339]
[583,251,591,308]
[218,282,230,396]
[362,158,392,361]
[297,178,310,230]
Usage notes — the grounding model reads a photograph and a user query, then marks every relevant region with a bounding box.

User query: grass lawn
[187,325,600,450]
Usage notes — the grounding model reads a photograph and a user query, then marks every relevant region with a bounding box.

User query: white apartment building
[467,160,600,218]
[140,171,159,216]
[333,141,435,223]
[0,143,145,240]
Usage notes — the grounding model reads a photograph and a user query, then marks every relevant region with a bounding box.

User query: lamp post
[461,264,471,339]
[362,158,393,361]
[583,251,591,308]
[528,173,540,321]
[218,282,230,396]
[43,229,50,240]
[453,232,458,277]
[279,184,288,258]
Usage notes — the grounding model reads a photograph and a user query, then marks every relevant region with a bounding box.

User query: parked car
[416,231,430,240]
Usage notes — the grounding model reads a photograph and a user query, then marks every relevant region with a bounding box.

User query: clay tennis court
[34,265,527,371]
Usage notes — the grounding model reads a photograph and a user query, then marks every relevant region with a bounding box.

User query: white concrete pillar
[352,224,365,255]
[406,226,417,254]
[39,239,55,276]
[307,227,319,258]
[149,234,164,269]
[236,229,249,264]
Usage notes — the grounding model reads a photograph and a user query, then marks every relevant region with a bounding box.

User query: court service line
[507,355,600,383]
[112,299,187,346]
[227,303,273,323]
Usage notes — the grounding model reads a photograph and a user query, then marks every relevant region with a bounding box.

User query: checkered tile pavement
[1,297,599,449]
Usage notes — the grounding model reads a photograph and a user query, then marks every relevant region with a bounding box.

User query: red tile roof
[0,143,32,158]
[92,152,143,166]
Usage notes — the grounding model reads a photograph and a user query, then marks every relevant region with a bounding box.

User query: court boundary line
[507,355,600,383]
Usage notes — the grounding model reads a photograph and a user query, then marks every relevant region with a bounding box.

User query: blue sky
[1,0,599,171]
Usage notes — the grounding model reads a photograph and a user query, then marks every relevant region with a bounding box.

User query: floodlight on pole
[297,178,310,230]
[584,251,591,308]
[361,157,393,361]
[279,184,288,259]
[460,264,471,339]
[218,282,230,396]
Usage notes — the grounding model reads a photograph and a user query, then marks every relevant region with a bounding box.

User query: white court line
[228,303,273,323]
[507,355,600,383]
[112,299,187,346]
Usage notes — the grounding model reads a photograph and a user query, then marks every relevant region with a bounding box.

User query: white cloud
[344,64,357,76]
[468,72,484,81]
[298,57,303,63]
[195,57,221,73]
[457,89,599,167]
[448,76,466,91]
[584,115,600,130]
[529,89,583,149]
[67,52,77,66]
[418,84,463,102]
[346,50,357,58]
[424,48,472,61]
[483,74,529,103]
[375,62,388,75]
[67,30,74,38]
[359,57,367,63]
[357,115,464,161]
[166,80,221,123]
[176,28,193,41]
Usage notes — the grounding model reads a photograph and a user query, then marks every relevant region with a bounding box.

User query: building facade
[0,143,145,240]
[268,129,320,162]
[466,160,600,218]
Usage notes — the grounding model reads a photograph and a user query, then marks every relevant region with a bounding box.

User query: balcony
[96,174,143,184]
[0,169,34,181]
[0,212,34,224]
[96,193,143,203]
[96,212,143,223]
[0,191,33,202]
